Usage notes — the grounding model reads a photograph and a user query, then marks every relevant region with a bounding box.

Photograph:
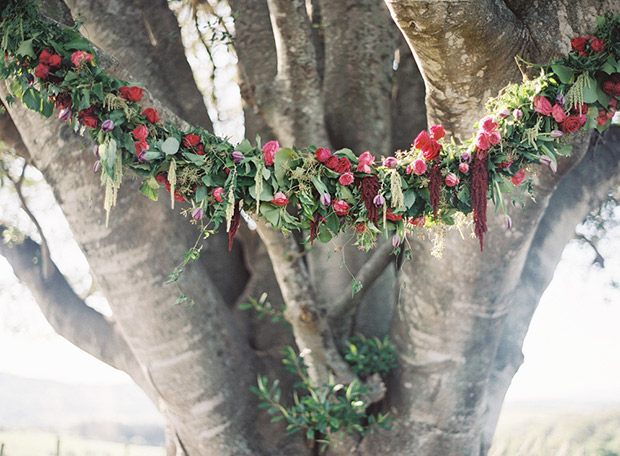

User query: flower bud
[460,152,471,163]
[101,119,115,132]
[320,193,331,207]
[539,156,552,166]
[505,215,512,230]
[550,129,564,138]
[58,108,72,121]
[498,107,511,118]
[383,157,398,168]
[373,194,385,207]
[513,108,523,120]
[556,93,565,105]
[93,145,99,157]
[92,160,101,173]
[192,207,204,220]
[231,150,243,163]
[392,235,401,249]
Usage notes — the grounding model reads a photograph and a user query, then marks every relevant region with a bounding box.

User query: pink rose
[262,140,280,166]
[429,124,445,140]
[333,199,350,216]
[271,192,289,206]
[132,125,149,141]
[339,172,354,186]
[481,116,498,133]
[488,130,501,145]
[475,131,491,150]
[407,158,427,175]
[213,187,224,202]
[356,151,375,173]
[445,173,459,187]
[511,169,525,186]
[459,163,469,173]
[383,157,398,168]
[315,147,331,163]
[534,96,553,116]
[552,104,566,123]
[71,50,93,67]
[334,157,351,174]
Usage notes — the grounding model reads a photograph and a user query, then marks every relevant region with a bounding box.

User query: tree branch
[328,240,395,323]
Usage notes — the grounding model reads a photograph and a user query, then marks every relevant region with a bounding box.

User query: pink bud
[58,108,72,121]
[498,108,511,118]
[92,160,101,173]
[505,215,512,230]
[392,235,401,248]
[513,109,523,120]
[459,163,469,173]
[445,173,459,187]
[383,157,398,168]
[550,130,564,138]
[373,194,385,207]
[192,207,204,220]
[320,193,331,206]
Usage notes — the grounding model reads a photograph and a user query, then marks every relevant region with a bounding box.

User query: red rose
[80,115,98,129]
[195,144,205,155]
[39,49,51,64]
[414,130,431,150]
[422,140,441,161]
[602,80,615,95]
[355,223,366,232]
[315,147,331,163]
[119,86,143,102]
[333,199,350,216]
[132,125,149,141]
[182,134,201,148]
[596,109,608,126]
[591,38,605,53]
[54,93,72,109]
[34,63,49,79]
[561,115,581,133]
[48,54,61,67]
[142,108,159,124]
[571,36,587,52]
[134,140,149,159]
[429,124,445,141]
[213,187,224,202]
[570,103,588,115]
[325,156,339,170]
[338,172,354,186]
[271,192,289,206]
[511,169,525,186]
[155,174,167,184]
[334,157,351,174]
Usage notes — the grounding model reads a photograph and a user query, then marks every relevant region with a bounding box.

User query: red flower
[54,93,72,109]
[182,134,201,148]
[119,86,143,102]
[325,156,339,170]
[596,109,609,126]
[134,140,149,159]
[429,124,445,141]
[511,169,525,186]
[315,147,331,162]
[49,54,61,67]
[271,192,288,206]
[71,51,93,67]
[334,157,351,174]
[262,140,280,166]
[339,172,354,186]
[480,116,498,133]
[386,209,402,221]
[571,103,588,115]
[194,144,205,155]
[39,49,51,64]
[132,125,149,141]
[355,223,366,232]
[142,108,159,124]
[409,216,426,227]
[414,130,431,150]
[34,63,49,79]
[552,104,566,123]
[422,140,441,161]
[561,115,581,133]
[333,199,350,216]
[591,38,605,52]
[571,36,588,52]
[80,115,98,129]
[213,187,224,202]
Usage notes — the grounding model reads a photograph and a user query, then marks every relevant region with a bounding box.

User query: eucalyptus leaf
[16,38,35,58]
[550,64,574,84]
[161,137,181,155]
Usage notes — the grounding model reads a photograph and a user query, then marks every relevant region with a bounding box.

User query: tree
[1,0,620,455]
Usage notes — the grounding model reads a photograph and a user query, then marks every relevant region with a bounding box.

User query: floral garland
[2,1,620,252]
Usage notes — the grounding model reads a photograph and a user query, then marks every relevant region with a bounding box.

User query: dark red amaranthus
[358,175,380,225]
[228,203,241,251]
[471,155,488,251]
[309,212,319,246]
[429,164,442,220]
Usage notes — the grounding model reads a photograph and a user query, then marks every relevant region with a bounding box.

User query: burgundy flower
[325,156,339,170]
[334,157,351,174]
[119,86,143,102]
[561,115,581,133]
[142,108,159,124]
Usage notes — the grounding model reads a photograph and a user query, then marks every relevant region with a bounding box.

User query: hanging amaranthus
[359,175,380,225]
[309,212,319,246]
[471,155,488,251]
[228,202,241,251]
[429,164,442,220]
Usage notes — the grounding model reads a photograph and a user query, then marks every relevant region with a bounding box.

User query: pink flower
[511,169,526,186]
[262,140,280,166]
[488,130,501,145]
[445,173,459,187]
[459,163,469,173]
[475,131,491,150]
[71,50,93,67]
[505,215,512,229]
[513,108,523,120]
[407,158,427,175]
[271,192,288,206]
[552,104,567,123]
[213,187,224,202]
[58,108,72,121]
[333,200,350,216]
[550,129,563,138]
[429,124,445,141]
[356,151,375,173]
[339,172,354,186]
[481,116,498,133]
[320,193,331,206]
[534,96,553,116]
[373,194,385,207]
[192,207,204,220]
[498,108,511,118]
[383,157,398,168]
[132,125,149,141]
[315,147,331,163]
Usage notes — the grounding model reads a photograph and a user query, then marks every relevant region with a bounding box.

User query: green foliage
[342,335,398,379]
[239,292,287,325]
[251,347,392,452]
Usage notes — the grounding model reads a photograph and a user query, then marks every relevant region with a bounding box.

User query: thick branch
[329,240,395,323]
[264,0,329,146]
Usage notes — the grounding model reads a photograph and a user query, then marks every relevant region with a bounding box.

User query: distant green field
[0,430,165,456]
[490,406,620,456]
